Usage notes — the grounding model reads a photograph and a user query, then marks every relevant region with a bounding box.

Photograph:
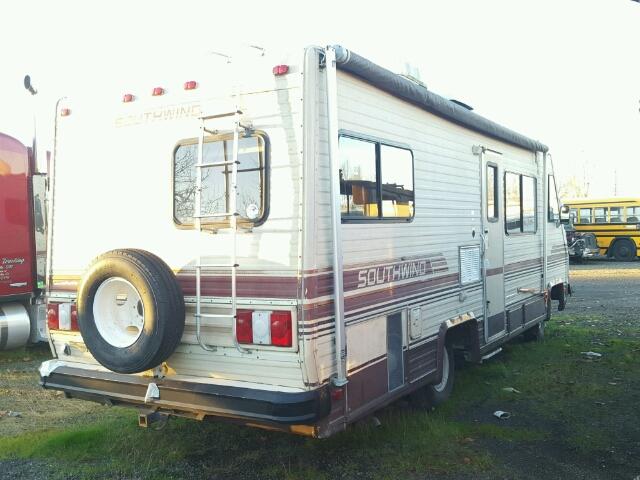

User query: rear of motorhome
[39,45,569,437]
[0,132,47,350]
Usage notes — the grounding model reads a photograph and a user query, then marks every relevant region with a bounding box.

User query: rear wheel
[409,345,455,409]
[612,239,637,262]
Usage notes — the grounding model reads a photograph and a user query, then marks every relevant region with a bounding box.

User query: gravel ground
[569,259,640,327]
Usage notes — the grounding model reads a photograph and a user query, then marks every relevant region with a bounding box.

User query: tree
[558,175,588,201]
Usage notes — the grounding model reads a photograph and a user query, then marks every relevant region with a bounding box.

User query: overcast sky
[1,0,638,197]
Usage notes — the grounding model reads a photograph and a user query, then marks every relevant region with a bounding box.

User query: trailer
[39,45,569,437]
[0,132,47,350]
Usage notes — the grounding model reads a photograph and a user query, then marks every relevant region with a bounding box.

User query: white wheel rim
[433,348,450,393]
[93,277,145,348]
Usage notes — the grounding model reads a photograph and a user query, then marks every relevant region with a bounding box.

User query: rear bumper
[40,363,330,426]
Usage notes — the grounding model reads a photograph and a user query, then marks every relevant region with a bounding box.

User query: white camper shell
[40,45,569,437]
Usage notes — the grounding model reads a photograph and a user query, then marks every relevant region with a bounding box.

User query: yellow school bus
[564,197,640,261]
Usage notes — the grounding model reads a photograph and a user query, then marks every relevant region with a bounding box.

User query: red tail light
[46,303,79,331]
[152,87,165,96]
[270,311,292,347]
[236,310,253,344]
[123,93,135,103]
[184,81,197,90]
[235,310,293,347]
[47,303,59,330]
[272,65,289,76]
[70,305,79,331]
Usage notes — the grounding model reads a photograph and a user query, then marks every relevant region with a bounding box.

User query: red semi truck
[0,131,47,350]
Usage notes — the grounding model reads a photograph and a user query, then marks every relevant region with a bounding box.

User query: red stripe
[177,275,299,298]
[303,273,459,321]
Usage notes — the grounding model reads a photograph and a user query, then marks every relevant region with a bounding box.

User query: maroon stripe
[486,267,503,277]
[348,353,386,374]
[547,253,567,262]
[504,257,542,274]
[304,255,448,300]
[177,274,298,298]
[407,338,437,382]
[303,273,459,321]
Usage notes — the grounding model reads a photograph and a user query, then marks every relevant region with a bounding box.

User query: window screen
[173,134,267,226]
[339,135,414,221]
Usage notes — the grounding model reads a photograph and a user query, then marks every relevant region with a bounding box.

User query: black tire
[524,319,545,342]
[77,249,185,374]
[612,239,637,262]
[409,345,455,409]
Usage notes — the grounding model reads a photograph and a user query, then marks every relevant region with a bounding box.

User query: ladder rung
[196,161,239,169]
[195,313,235,319]
[200,110,242,120]
[193,212,239,219]
[196,263,239,268]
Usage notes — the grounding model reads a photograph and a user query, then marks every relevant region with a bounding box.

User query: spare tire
[77,249,185,374]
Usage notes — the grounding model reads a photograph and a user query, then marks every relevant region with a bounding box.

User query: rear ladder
[193,109,250,354]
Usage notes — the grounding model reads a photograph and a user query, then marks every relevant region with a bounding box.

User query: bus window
[578,208,592,224]
[610,207,623,223]
[570,208,578,224]
[594,207,607,223]
[626,206,640,223]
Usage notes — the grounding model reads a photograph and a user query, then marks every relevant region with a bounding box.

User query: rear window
[173,134,268,226]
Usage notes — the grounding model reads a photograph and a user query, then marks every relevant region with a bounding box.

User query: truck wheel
[409,345,455,409]
[77,249,185,374]
[612,239,637,262]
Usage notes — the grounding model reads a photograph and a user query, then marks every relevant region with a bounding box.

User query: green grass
[1,315,639,479]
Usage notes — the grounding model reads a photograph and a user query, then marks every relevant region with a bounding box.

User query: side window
[487,164,498,221]
[339,135,414,221]
[505,173,521,233]
[380,145,414,218]
[339,137,377,218]
[610,206,623,223]
[627,206,640,223]
[578,208,592,224]
[548,175,561,223]
[594,207,607,223]
[505,172,536,234]
[522,176,536,233]
[173,134,267,226]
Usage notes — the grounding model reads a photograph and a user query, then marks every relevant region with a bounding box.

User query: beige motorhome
[39,45,569,437]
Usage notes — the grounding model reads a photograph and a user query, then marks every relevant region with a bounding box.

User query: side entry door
[482,156,506,342]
